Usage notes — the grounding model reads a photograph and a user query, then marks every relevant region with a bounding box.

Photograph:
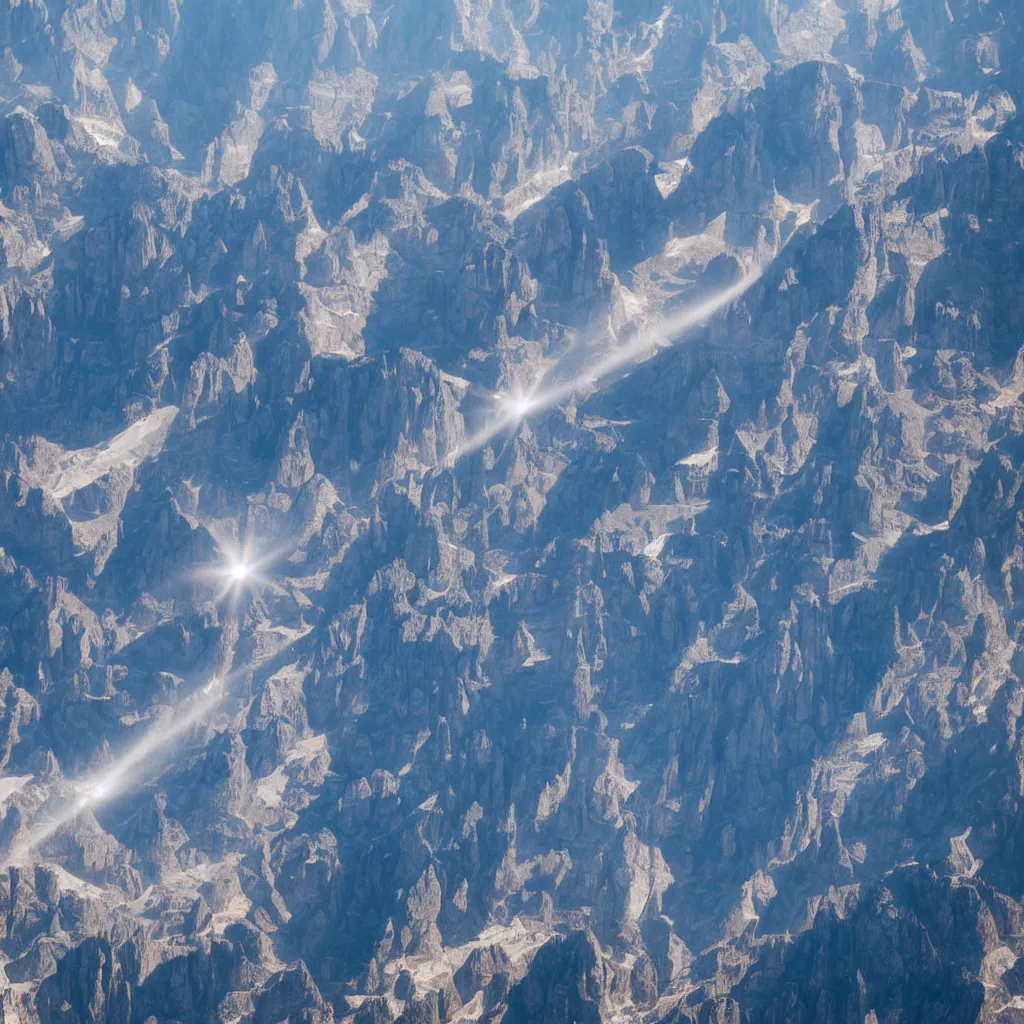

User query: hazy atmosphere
[0,0,1022,1021]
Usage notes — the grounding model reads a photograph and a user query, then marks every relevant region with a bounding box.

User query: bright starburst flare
[0,669,236,870]
[440,387,540,466]
[441,270,764,467]
[195,533,285,604]
[67,674,228,816]
[75,781,110,810]
[498,388,538,423]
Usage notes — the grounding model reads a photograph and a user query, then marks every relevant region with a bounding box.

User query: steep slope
[0,0,1023,1022]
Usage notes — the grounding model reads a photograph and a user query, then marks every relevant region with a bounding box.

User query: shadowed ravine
[0,1,1023,1023]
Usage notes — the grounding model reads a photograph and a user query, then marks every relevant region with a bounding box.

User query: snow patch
[677,446,718,468]
[31,406,179,499]
[643,534,671,558]
[75,115,127,150]
[502,157,578,221]
[654,158,691,198]
[0,776,32,805]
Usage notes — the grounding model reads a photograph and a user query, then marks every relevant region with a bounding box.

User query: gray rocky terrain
[0,0,1023,1021]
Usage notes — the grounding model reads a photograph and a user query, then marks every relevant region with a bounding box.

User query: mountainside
[1,0,1023,1021]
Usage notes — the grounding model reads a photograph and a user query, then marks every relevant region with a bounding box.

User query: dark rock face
[0,0,1023,1022]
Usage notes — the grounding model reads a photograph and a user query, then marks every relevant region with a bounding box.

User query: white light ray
[0,674,230,870]
[1,526,309,872]
[490,386,541,426]
[445,270,762,465]
[194,533,289,604]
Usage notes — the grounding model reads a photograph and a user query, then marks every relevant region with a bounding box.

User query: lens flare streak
[0,531,304,872]
[0,676,229,871]
[194,534,286,604]
[446,270,762,464]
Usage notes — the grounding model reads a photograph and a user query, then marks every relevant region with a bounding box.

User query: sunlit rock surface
[0,0,1023,1021]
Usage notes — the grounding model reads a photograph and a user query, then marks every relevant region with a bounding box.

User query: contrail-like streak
[1,676,230,870]
[0,275,762,866]
[0,529,307,871]
[445,269,762,465]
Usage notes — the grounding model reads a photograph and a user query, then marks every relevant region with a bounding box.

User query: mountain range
[1,0,1023,1021]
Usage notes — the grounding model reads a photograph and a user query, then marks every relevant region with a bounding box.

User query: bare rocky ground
[0,0,1023,1021]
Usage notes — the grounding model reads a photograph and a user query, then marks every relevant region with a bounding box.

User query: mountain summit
[1,0,1023,1021]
